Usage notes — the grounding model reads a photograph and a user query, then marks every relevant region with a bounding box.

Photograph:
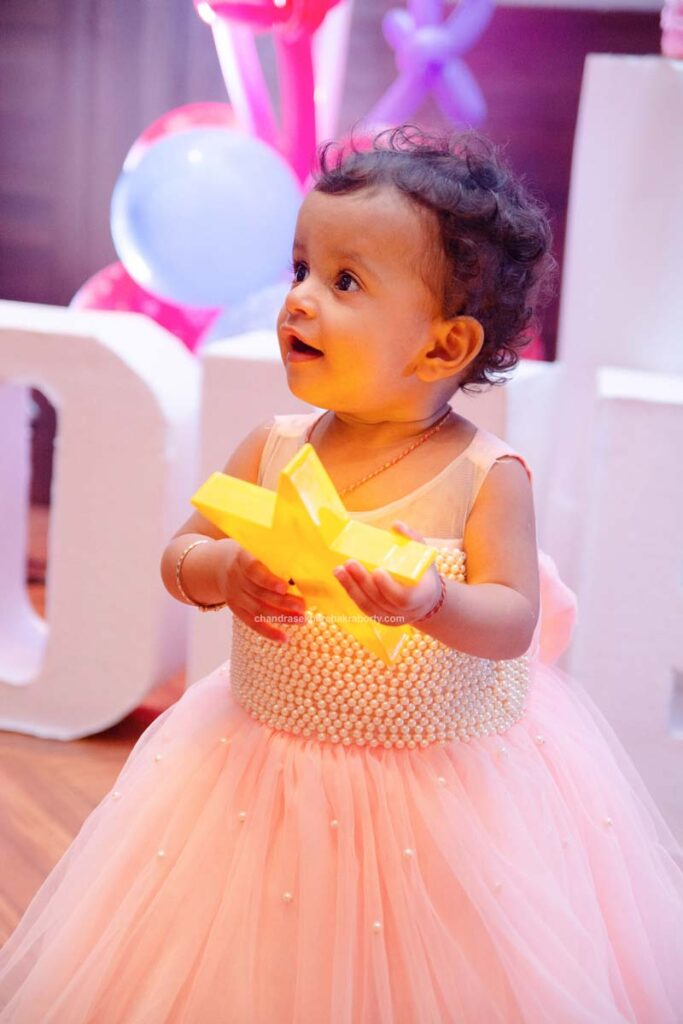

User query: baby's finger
[233,606,289,644]
[241,552,289,595]
[392,520,426,544]
[340,560,386,604]
[334,563,390,618]
[333,564,372,610]
[247,592,305,626]
[372,567,410,606]
[250,581,305,616]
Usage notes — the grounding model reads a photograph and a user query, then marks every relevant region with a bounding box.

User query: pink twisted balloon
[194,0,344,181]
[198,1,341,37]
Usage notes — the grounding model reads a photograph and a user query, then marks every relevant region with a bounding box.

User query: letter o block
[0,302,200,739]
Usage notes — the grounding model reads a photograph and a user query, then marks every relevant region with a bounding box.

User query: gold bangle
[175,539,227,613]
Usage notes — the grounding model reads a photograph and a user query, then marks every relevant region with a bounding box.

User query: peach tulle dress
[1,411,682,1023]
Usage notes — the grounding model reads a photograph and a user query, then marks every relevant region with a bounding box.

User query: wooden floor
[0,507,186,944]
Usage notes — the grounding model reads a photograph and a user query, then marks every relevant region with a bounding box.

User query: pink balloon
[70,262,219,354]
[126,102,236,170]
[661,0,683,58]
[523,331,545,362]
[196,0,342,35]
[309,131,375,185]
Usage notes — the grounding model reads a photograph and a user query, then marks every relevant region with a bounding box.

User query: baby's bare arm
[159,420,272,604]
[332,457,539,660]
[159,419,306,642]
[419,457,540,660]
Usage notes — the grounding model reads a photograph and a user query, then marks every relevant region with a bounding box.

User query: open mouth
[289,336,323,358]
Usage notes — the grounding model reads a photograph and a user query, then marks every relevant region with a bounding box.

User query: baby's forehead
[295,186,438,267]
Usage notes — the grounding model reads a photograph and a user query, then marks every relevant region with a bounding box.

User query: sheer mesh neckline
[294,415,480,519]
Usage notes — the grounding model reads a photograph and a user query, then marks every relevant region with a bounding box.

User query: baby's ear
[414,316,484,383]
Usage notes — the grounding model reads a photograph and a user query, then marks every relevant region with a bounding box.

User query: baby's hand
[332,521,442,627]
[216,543,305,644]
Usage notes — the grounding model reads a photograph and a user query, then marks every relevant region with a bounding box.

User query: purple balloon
[363,0,493,129]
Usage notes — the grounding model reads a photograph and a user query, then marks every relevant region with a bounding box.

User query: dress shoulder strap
[257,411,318,486]
[466,427,534,509]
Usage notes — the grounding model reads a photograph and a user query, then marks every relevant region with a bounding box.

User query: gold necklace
[305,408,453,497]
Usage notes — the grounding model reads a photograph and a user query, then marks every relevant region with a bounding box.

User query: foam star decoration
[191,443,437,664]
[363,0,494,129]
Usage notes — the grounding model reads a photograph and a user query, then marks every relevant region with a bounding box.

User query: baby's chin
[283,376,341,417]
[283,370,323,403]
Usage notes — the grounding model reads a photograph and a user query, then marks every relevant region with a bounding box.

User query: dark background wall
[0,0,662,501]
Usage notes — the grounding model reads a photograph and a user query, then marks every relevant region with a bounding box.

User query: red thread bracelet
[413,573,446,618]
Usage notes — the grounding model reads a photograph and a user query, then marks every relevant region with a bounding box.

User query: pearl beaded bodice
[229,412,536,750]
[230,544,530,750]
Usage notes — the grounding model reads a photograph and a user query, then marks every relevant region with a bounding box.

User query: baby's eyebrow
[291,242,377,278]
[321,249,378,281]
[335,250,372,270]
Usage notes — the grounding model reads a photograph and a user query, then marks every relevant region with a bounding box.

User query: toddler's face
[276,186,444,418]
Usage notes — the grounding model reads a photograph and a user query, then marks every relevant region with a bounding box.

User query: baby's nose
[285,281,316,317]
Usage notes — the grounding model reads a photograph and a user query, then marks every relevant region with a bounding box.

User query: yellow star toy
[191,443,437,664]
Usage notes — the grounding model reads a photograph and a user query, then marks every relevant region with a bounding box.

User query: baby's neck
[305,407,477,514]
[318,406,453,451]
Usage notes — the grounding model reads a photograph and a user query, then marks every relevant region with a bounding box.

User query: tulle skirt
[1,655,682,1023]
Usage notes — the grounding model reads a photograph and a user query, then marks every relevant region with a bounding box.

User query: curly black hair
[313,125,556,393]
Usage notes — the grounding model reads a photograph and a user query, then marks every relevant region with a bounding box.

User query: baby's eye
[336,271,359,292]
[291,261,308,283]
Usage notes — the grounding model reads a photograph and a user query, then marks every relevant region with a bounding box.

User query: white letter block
[0,301,200,739]
[547,55,683,590]
[569,367,683,842]
[559,55,683,377]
